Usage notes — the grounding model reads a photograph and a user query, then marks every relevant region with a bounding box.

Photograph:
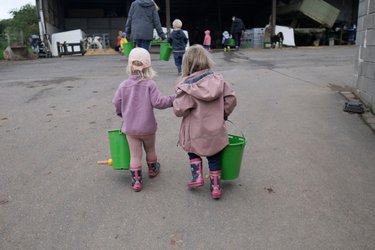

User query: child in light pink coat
[203,30,212,51]
[173,45,237,199]
[113,47,175,192]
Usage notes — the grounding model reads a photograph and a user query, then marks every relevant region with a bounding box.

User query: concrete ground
[0,46,374,250]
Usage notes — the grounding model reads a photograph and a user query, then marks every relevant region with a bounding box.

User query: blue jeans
[188,152,221,171]
[135,40,151,51]
[173,52,184,72]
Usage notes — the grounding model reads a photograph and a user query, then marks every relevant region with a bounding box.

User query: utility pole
[165,0,171,36]
[271,0,276,35]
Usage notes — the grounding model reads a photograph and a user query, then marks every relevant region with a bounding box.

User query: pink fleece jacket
[113,75,175,135]
[173,70,237,156]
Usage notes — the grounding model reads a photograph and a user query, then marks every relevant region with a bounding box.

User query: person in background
[125,0,166,51]
[230,16,246,50]
[168,19,188,75]
[203,30,212,52]
[120,32,128,53]
[222,30,231,52]
[112,48,175,192]
[115,30,123,52]
[173,45,237,199]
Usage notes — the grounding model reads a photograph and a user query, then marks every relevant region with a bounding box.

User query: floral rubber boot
[209,170,222,199]
[147,161,160,178]
[187,158,204,188]
[130,166,143,192]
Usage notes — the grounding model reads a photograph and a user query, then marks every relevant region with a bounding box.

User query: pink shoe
[187,158,204,188]
[210,170,222,199]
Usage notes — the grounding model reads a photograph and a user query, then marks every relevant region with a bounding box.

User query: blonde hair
[127,60,157,79]
[172,19,183,29]
[181,44,214,77]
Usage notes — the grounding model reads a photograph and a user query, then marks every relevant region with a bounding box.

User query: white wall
[355,0,375,111]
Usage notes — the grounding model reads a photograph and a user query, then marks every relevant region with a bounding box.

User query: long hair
[181,44,214,77]
[127,60,157,80]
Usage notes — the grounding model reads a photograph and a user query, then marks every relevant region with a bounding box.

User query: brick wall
[355,0,375,112]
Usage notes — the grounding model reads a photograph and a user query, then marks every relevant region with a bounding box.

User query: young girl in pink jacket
[203,30,211,52]
[113,48,175,192]
[173,45,237,199]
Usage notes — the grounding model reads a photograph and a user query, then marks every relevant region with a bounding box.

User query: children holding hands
[113,42,237,199]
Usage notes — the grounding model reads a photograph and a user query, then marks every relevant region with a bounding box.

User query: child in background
[112,48,175,192]
[168,19,188,75]
[115,30,123,52]
[120,32,128,53]
[203,30,211,52]
[222,31,231,52]
[173,45,237,199]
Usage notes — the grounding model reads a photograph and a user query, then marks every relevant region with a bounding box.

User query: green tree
[7,4,38,45]
[0,19,12,59]
[0,19,12,34]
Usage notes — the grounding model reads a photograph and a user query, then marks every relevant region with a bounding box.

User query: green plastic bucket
[159,43,172,61]
[228,38,235,47]
[108,129,130,170]
[123,42,135,57]
[220,134,247,180]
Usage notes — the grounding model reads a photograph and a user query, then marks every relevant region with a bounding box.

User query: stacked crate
[246,28,265,48]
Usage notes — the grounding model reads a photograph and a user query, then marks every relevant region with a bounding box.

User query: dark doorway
[62,0,273,47]
[158,0,272,46]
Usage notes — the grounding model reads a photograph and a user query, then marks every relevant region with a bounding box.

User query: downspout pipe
[37,0,52,50]
[37,0,47,41]
[271,0,276,35]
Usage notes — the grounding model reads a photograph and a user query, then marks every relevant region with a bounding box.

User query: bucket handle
[226,119,246,139]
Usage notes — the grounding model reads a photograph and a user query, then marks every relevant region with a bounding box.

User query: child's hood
[205,30,210,35]
[176,70,224,101]
[138,0,155,7]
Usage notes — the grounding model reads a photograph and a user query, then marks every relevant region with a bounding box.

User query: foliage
[0,4,38,59]
[0,39,6,59]
[6,4,38,45]
[0,22,10,59]
[0,19,12,34]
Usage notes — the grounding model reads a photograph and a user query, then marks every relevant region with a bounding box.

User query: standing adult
[230,16,246,50]
[125,0,166,51]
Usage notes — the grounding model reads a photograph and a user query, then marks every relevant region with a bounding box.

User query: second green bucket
[123,42,135,57]
[220,134,247,180]
[108,129,130,170]
[160,43,172,61]
[228,38,235,47]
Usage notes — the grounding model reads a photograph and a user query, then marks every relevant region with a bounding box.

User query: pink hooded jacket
[203,30,211,46]
[173,70,237,156]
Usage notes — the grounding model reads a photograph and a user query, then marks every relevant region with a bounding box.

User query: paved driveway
[1,46,374,250]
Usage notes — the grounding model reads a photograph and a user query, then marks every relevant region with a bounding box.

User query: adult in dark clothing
[168,19,188,74]
[230,16,246,50]
[125,0,166,51]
